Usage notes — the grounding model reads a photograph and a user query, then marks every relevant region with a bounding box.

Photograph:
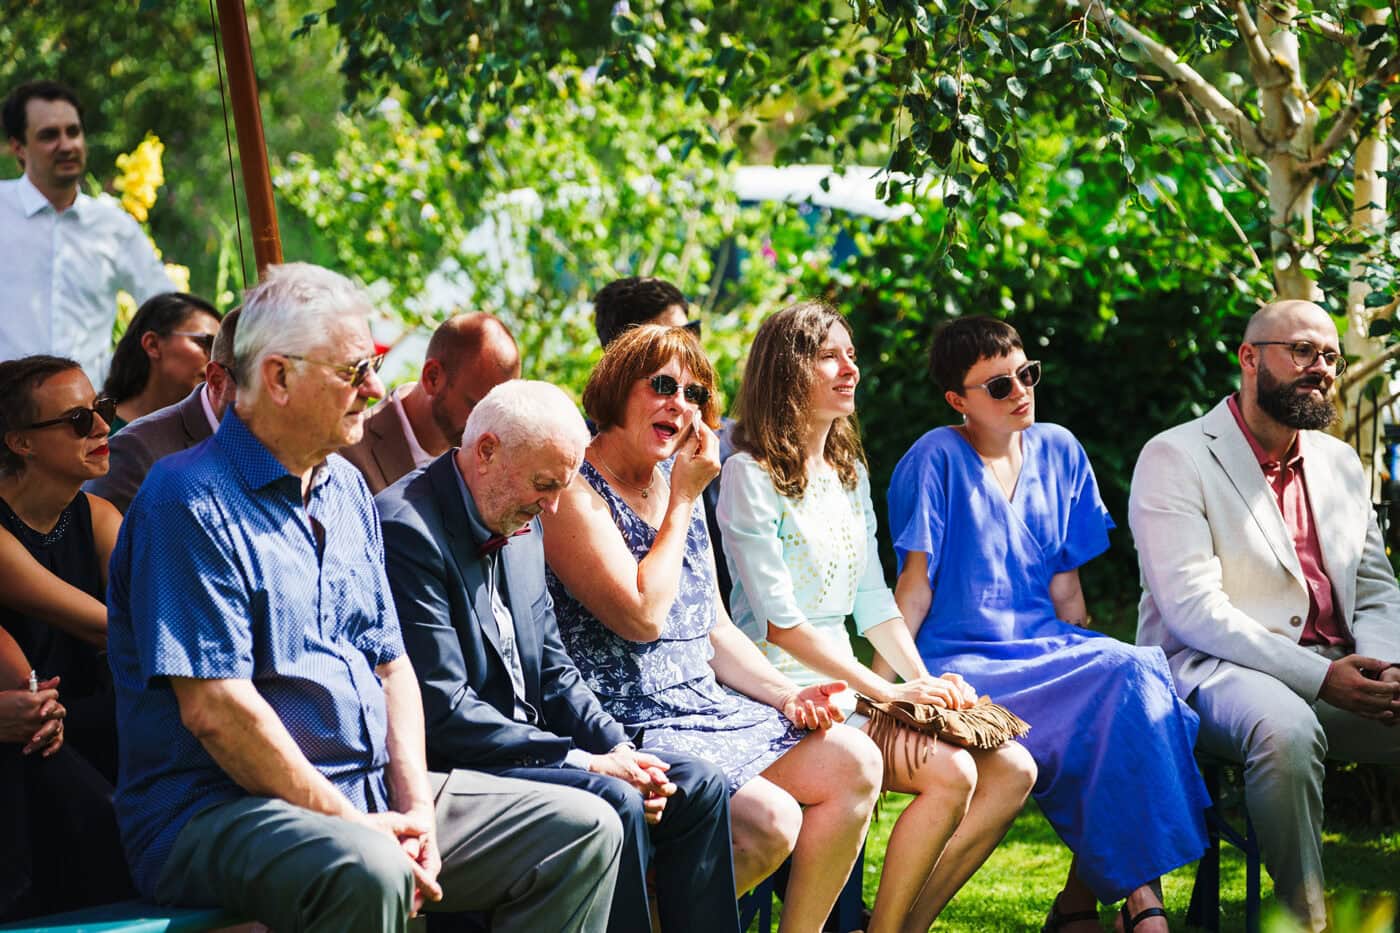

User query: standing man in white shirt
[339,312,521,495]
[1,80,173,381]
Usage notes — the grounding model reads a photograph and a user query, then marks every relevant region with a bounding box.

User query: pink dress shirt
[1228,395,1353,650]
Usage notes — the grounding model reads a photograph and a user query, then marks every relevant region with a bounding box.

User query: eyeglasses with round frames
[649,373,711,407]
[285,352,387,388]
[964,360,1042,400]
[26,396,117,437]
[1249,341,1347,376]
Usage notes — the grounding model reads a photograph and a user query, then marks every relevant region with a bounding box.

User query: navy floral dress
[548,460,803,793]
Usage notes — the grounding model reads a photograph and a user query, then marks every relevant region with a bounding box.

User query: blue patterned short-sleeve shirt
[106,409,405,896]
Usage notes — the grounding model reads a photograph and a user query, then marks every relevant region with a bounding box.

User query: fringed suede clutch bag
[856,695,1031,785]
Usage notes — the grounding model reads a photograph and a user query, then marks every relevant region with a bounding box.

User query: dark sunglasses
[649,374,711,407]
[965,360,1042,400]
[27,396,117,437]
[286,352,386,388]
[171,331,216,355]
[682,320,702,338]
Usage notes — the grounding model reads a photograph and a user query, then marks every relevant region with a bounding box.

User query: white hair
[462,380,590,458]
[234,262,374,401]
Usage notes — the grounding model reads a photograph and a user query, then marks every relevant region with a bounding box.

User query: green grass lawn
[748,794,1399,932]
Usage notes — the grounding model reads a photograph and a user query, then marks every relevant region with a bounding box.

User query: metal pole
[215,0,282,275]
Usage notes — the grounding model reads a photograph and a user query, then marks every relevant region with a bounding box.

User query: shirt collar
[15,173,86,218]
[450,453,497,548]
[215,408,329,492]
[390,384,434,468]
[198,383,221,434]
[1227,393,1304,470]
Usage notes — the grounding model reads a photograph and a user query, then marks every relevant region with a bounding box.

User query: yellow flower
[164,263,191,293]
[114,134,165,224]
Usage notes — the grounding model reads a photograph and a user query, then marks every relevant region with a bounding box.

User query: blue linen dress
[548,460,804,793]
[887,423,1208,902]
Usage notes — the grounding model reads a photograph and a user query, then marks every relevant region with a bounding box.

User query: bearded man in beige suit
[1129,299,1400,931]
[340,312,520,494]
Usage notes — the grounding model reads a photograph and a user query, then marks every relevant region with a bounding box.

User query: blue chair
[1187,758,1262,933]
[738,844,866,933]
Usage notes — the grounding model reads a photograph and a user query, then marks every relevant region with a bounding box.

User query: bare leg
[862,727,976,933]
[760,724,882,933]
[730,775,803,895]
[1050,858,1101,933]
[1115,881,1168,933]
[904,740,1037,930]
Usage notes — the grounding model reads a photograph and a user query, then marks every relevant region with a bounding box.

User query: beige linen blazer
[1129,397,1400,702]
[338,398,417,496]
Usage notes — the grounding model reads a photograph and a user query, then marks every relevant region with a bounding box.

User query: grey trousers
[156,769,624,933]
[1190,660,1400,932]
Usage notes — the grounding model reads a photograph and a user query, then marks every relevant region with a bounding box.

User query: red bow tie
[477,526,530,557]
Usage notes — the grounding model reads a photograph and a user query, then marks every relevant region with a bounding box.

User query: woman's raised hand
[670,410,721,502]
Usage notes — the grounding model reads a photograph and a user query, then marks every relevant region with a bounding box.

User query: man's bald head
[426,312,520,380]
[1242,300,1337,346]
[421,313,522,448]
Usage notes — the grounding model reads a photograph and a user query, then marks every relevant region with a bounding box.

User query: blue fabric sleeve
[1050,432,1115,574]
[851,465,901,635]
[887,432,948,577]
[355,508,406,667]
[126,494,253,684]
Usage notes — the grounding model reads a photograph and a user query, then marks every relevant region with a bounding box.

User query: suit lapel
[369,404,418,491]
[1203,400,1306,587]
[427,456,503,655]
[1300,433,1358,612]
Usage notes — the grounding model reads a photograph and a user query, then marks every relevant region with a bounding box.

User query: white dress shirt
[0,174,174,382]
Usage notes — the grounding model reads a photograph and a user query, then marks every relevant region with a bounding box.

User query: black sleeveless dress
[0,493,116,779]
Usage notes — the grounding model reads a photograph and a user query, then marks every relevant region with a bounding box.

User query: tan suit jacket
[339,398,417,496]
[1129,397,1400,702]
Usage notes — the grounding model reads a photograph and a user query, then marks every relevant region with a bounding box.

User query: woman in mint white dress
[717,301,1037,933]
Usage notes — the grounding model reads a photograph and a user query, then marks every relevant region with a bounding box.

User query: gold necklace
[592,450,658,499]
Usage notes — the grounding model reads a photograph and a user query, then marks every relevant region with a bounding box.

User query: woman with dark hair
[0,355,133,921]
[542,324,883,933]
[717,301,1037,932]
[103,291,220,432]
[886,317,1208,933]
[0,355,120,778]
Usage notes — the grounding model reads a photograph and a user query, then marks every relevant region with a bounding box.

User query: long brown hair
[731,300,864,498]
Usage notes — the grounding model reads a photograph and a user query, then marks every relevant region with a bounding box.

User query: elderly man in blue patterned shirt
[105,262,623,933]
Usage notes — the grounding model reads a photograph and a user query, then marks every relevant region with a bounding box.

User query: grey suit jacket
[84,385,214,513]
[1130,397,1400,702]
[339,399,416,496]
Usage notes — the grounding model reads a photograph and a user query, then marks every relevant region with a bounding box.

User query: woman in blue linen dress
[542,324,883,933]
[718,301,1037,933]
[886,317,1208,933]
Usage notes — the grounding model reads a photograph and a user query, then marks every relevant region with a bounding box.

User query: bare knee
[990,740,1038,797]
[832,724,884,805]
[733,783,803,870]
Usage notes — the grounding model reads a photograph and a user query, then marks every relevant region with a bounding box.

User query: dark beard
[1256,368,1335,430]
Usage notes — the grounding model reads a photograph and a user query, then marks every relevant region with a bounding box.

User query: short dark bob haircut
[929,316,1023,395]
[583,324,720,432]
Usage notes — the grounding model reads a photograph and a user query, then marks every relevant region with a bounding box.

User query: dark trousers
[494,751,740,933]
[0,743,134,922]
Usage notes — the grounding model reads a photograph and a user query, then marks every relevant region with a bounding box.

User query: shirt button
[1289,615,1303,627]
